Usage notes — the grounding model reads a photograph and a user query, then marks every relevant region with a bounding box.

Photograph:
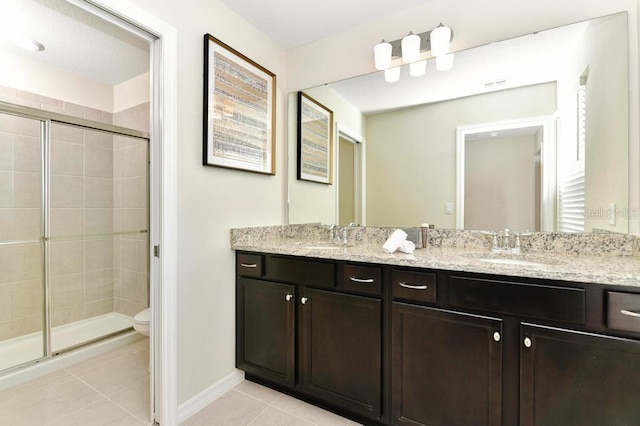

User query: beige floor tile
[181,389,268,426]
[0,372,103,426]
[271,393,360,426]
[248,406,314,425]
[45,397,145,426]
[233,381,284,405]
[100,374,150,424]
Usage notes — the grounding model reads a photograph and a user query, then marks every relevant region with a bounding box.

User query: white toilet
[134,307,150,336]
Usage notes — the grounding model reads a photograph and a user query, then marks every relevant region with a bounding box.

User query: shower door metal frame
[0,100,149,367]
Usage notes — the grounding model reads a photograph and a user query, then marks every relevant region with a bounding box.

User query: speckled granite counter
[231,224,640,288]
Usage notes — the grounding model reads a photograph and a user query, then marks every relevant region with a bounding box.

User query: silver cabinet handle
[493,332,501,342]
[285,294,293,302]
[621,309,640,318]
[399,282,428,290]
[350,277,375,283]
[301,297,308,305]
[240,263,257,268]
[524,337,532,348]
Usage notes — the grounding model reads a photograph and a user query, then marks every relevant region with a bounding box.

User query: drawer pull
[240,263,258,268]
[621,309,640,318]
[350,277,375,283]
[399,282,428,290]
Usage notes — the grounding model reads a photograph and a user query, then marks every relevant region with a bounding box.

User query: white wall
[114,72,149,113]
[120,0,288,405]
[286,0,639,233]
[365,83,556,228]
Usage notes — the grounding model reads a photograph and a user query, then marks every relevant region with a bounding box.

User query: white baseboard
[177,369,245,424]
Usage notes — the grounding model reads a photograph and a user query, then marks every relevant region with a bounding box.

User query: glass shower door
[0,112,46,372]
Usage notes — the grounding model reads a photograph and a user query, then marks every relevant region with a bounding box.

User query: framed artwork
[203,34,276,174]
[297,91,334,184]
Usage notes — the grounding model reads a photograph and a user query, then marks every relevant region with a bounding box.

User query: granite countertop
[231,229,640,288]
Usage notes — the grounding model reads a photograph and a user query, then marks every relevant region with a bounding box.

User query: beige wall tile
[0,283,12,322]
[85,238,114,271]
[119,269,138,302]
[115,209,138,233]
[0,132,11,170]
[84,208,113,235]
[51,286,83,311]
[0,208,11,240]
[11,208,41,241]
[114,103,150,133]
[85,131,113,150]
[85,177,113,208]
[51,140,83,176]
[0,320,12,341]
[0,111,12,133]
[85,147,113,178]
[51,123,84,145]
[116,299,139,317]
[0,170,10,208]
[119,144,147,178]
[51,306,84,328]
[85,268,114,290]
[13,171,41,208]
[50,175,83,208]
[85,298,113,318]
[13,135,40,173]
[50,240,84,276]
[11,313,42,336]
[120,177,145,208]
[117,239,138,272]
[13,116,40,138]
[50,272,83,293]
[16,90,63,108]
[10,244,41,282]
[42,103,84,119]
[0,246,11,284]
[50,208,83,237]
[12,279,42,318]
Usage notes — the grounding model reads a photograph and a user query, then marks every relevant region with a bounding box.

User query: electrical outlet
[445,202,453,215]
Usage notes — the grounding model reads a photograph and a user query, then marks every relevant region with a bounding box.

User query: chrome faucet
[488,229,528,253]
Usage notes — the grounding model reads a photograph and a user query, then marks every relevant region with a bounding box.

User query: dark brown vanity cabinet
[391,302,503,426]
[520,324,640,425]
[236,277,296,386]
[236,253,383,422]
[301,287,382,418]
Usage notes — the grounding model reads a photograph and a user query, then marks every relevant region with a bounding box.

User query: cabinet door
[392,303,503,426]
[236,278,296,386]
[520,324,640,425]
[300,288,382,418]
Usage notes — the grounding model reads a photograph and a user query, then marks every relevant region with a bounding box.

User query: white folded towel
[383,229,408,253]
[397,240,416,254]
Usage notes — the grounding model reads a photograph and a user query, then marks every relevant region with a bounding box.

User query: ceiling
[0,0,150,85]
[218,0,434,49]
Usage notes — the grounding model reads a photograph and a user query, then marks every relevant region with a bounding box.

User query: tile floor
[0,338,361,425]
[180,380,362,426]
[0,338,150,425]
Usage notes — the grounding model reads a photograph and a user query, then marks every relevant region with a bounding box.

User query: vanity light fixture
[374,23,453,82]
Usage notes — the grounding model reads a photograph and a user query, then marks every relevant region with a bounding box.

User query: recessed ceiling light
[13,37,45,52]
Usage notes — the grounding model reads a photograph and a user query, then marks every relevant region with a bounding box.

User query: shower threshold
[0,312,134,372]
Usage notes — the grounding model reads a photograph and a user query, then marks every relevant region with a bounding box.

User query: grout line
[232,387,320,425]
[64,367,149,424]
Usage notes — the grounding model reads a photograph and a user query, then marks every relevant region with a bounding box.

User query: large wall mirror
[288,12,629,234]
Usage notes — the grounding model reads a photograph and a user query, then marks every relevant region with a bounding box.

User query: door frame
[70,1,179,424]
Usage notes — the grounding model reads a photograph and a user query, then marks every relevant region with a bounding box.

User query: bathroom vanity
[232,226,640,425]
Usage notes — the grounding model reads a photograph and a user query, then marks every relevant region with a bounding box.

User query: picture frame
[203,34,276,175]
[297,91,334,184]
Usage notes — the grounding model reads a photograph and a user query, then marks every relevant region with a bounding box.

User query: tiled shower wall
[0,87,149,340]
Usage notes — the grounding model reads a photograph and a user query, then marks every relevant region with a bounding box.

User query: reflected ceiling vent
[483,79,507,89]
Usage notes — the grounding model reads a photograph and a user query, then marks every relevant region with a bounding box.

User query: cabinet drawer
[237,253,263,277]
[608,291,640,333]
[450,276,585,324]
[392,269,436,303]
[267,256,335,288]
[343,264,382,294]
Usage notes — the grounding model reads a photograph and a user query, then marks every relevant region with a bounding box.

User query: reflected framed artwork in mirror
[297,91,334,184]
[203,33,276,174]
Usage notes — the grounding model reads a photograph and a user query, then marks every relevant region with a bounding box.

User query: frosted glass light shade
[409,60,427,77]
[436,53,454,71]
[430,23,451,57]
[384,67,401,83]
[374,40,392,70]
[401,32,420,63]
